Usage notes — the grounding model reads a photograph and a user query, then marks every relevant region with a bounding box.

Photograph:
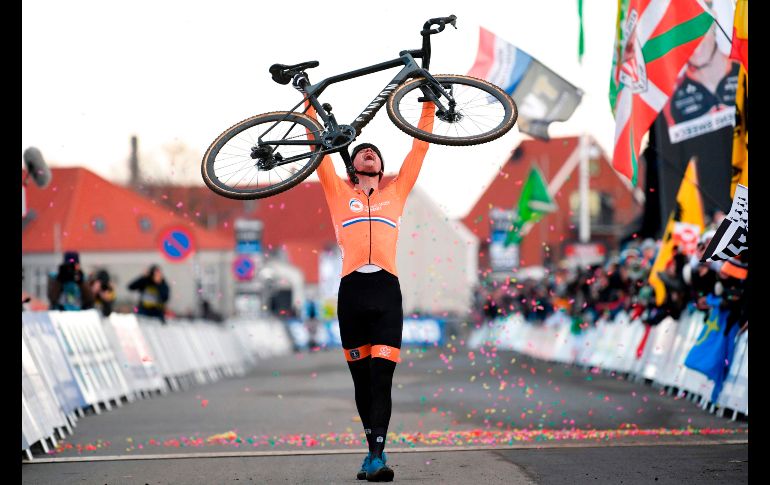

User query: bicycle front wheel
[387,74,517,146]
[201,111,325,200]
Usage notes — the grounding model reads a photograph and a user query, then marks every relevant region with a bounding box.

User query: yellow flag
[731,66,748,197]
[649,159,705,306]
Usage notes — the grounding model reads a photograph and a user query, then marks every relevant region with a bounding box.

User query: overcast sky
[22,0,619,218]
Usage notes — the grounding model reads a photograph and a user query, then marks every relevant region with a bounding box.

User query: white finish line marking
[24,438,748,464]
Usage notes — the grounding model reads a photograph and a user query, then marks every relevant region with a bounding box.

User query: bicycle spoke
[221,161,253,185]
[246,169,259,188]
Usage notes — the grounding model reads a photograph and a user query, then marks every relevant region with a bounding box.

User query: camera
[57,262,81,283]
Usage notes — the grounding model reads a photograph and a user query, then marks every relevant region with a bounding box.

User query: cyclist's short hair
[351,143,384,179]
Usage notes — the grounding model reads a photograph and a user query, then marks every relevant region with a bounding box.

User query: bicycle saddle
[269,61,320,85]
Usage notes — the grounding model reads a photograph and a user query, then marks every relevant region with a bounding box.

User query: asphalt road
[22,345,748,483]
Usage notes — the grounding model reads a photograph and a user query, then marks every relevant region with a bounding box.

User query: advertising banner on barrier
[465,308,748,415]
[717,330,748,414]
[49,310,131,404]
[287,318,445,349]
[22,311,86,414]
[22,393,45,450]
[402,319,444,346]
[175,323,214,384]
[228,318,293,360]
[22,336,66,440]
[135,319,174,376]
[105,313,165,393]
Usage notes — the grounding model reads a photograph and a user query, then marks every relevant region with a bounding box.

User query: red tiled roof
[22,167,232,253]
[461,136,642,267]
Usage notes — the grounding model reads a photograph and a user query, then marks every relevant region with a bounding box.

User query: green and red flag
[609,0,714,186]
[730,0,747,72]
[504,165,556,246]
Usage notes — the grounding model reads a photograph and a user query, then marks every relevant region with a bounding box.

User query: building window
[569,191,614,226]
[92,216,106,233]
[202,264,219,301]
[138,216,153,232]
[34,267,52,300]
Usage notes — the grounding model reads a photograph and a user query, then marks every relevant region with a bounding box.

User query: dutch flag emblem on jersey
[342,216,397,228]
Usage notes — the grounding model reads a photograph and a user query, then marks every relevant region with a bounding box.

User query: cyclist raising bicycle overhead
[308,100,434,482]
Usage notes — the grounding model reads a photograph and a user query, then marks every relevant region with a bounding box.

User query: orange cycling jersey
[311,102,434,278]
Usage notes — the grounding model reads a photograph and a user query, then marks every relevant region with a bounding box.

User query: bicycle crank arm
[338,147,359,185]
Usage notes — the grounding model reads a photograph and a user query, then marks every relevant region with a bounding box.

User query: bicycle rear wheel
[201,111,325,200]
[387,74,517,146]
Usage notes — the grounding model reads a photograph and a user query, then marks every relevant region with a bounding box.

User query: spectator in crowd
[48,251,93,311]
[89,269,116,317]
[683,230,719,312]
[305,299,320,350]
[128,265,170,323]
[200,298,223,322]
[716,253,748,334]
[472,225,746,349]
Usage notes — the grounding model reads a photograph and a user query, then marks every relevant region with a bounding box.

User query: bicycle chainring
[321,125,356,149]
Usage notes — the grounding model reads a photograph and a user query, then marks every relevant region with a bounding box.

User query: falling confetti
[49,427,748,455]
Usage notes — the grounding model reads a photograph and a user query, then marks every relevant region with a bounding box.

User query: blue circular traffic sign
[159,227,195,262]
[232,255,256,281]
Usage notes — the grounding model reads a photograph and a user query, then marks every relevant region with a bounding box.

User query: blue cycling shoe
[365,454,394,482]
[357,453,371,480]
[357,452,388,480]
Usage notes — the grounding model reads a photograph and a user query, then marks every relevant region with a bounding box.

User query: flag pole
[577,2,590,244]
[579,133,591,243]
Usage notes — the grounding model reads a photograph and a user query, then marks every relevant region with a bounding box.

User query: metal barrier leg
[75,407,85,418]
[732,409,738,421]
[718,407,725,418]
[24,449,33,461]
[64,420,73,435]
[93,403,102,415]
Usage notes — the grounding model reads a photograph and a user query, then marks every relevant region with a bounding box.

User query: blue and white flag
[467,27,583,139]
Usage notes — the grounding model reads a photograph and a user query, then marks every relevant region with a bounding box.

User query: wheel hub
[437,109,463,123]
[251,145,282,170]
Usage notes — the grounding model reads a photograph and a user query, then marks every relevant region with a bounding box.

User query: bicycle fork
[417,71,458,121]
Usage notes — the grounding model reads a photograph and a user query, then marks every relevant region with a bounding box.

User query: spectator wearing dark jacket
[48,251,94,311]
[128,265,170,322]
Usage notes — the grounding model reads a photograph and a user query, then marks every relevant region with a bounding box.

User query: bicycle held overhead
[201,15,518,200]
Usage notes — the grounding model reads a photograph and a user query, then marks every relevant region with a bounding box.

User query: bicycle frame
[257,49,453,164]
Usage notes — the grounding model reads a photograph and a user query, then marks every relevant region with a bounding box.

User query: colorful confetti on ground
[50,426,747,455]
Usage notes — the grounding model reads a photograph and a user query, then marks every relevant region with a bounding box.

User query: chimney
[129,135,140,188]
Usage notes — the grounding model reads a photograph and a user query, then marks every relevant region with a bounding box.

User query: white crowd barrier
[21,311,293,459]
[470,309,748,420]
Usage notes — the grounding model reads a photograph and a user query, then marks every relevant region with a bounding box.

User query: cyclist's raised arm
[396,101,435,195]
[305,103,341,195]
